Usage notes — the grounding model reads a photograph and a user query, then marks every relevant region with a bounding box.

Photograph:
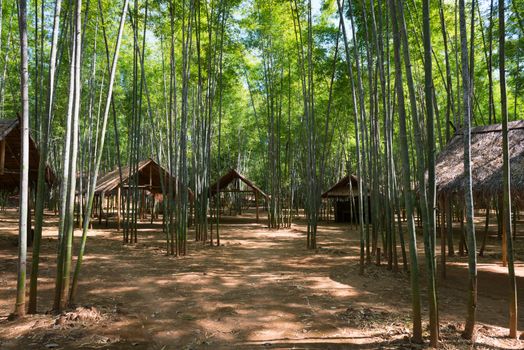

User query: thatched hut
[95,159,176,196]
[435,120,524,263]
[321,175,370,223]
[209,169,268,221]
[92,158,192,228]
[0,118,54,191]
[435,120,524,207]
[0,118,55,245]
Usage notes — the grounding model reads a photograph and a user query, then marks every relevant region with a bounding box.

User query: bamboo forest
[0,0,523,348]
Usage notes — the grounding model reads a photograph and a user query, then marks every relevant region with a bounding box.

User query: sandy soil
[0,208,523,349]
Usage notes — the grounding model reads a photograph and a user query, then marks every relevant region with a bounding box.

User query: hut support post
[92,195,96,219]
[501,196,508,267]
[99,193,104,224]
[105,194,109,227]
[117,187,121,231]
[440,197,446,279]
[255,192,259,223]
[446,198,454,256]
[459,204,466,256]
[480,205,490,256]
[150,196,155,224]
[237,179,241,215]
[140,190,144,220]
[0,139,5,175]
[27,186,33,246]
[189,198,193,227]
[512,205,517,240]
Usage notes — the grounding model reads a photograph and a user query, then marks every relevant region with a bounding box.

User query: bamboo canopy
[209,168,268,199]
[435,120,524,206]
[95,158,191,197]
[321,175,360,198]
[0,118,54,191]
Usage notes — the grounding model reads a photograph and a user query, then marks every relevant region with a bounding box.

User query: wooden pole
[480,204,490,256]
[440,197,446,279]
[189,197,193,227]
[27,186,33,247]
[459,203,465,256]
[501,196,507,267]
[105,193,109,227]
[512,205,517,240]
[99,193,104,225]
[0,139,5,175]
[255,191,259,222]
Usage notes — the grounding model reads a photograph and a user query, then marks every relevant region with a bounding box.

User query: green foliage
[0,0,521,192]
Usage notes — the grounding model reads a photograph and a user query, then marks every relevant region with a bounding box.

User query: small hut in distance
[209,168,268,222]
[95,158,172,195]
[93,158,190,228]
[321,175,369,223]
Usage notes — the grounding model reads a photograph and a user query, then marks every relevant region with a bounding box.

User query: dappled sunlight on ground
[0,208,523,349]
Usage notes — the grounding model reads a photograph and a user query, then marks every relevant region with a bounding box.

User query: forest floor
[0,208,523,349]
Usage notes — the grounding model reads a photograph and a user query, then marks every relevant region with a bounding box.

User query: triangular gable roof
[0,119,18,140]
[321,175,360,198]
[209,168,268,199]
[435,120,524,205]
[95,158,178,195]
[0,118,55,190]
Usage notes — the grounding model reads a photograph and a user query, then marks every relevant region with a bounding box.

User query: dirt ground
[0,208,523,350]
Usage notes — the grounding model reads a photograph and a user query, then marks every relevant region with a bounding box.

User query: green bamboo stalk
[390,0,422,342]
[459,0,477,339]
[14,0,30,318]
[69,0,129,304]
[498,0,518,338]
[28,0,62,314]
[422,0,439,344]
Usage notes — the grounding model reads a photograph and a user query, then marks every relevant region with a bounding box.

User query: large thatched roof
[435,120,524,205]
[0,118,54,191]
[209,169,267,199]
[321,175,360,198]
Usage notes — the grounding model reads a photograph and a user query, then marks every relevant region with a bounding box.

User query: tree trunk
[28,0,62,314]
[390,0,423,342]
[422,0,439,344]
[69,0,129,305]
[498,0,518,338]
[14,0,30,318]
[459,0,477,339]
[336,0,366,274]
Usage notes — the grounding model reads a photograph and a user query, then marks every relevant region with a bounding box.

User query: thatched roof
[95,158,189,196]
[321,175,360,198]
[436,120,524,205]
[0,118,54,191]
[209,169,268,199]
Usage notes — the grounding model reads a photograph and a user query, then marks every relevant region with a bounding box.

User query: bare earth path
[0,210,523,349]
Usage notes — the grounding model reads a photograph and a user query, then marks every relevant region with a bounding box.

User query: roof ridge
[455,120,524,136]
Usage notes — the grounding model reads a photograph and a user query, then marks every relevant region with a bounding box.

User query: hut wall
[333,196,371,223]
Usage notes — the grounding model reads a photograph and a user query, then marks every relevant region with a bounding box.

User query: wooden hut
[93,158,191,228]
[209,169,268,222]
[95,159,174,195]
[0,118,54,191]
[435,121,524,263]
[321,175,370,223]
[0,118,55,245]
[436,120,524,206]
